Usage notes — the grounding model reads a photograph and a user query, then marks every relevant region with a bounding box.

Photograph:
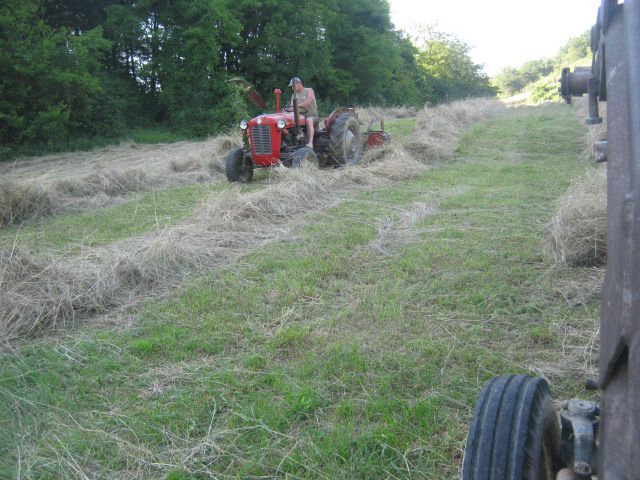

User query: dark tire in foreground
[463,375,562,480]
[291,147,318,168]
[330,113,362,165]
[225,147,253,183]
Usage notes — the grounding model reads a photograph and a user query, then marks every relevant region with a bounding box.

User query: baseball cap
[288,77,302,87]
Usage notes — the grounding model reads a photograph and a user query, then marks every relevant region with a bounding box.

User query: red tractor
[225,82,390,182]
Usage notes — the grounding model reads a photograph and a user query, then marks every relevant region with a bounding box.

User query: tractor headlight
[240,120,248,130]
[276,119,286,130]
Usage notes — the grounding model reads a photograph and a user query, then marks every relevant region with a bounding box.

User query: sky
[388,0,602,76]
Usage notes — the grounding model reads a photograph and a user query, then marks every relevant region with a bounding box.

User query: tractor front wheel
[225,147,253,183]
[291,147,318,168]
[330,113,362,166]
[462,375,562,480]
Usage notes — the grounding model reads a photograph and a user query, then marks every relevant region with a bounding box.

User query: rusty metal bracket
[560,399,600,477]
[595,140,608,163]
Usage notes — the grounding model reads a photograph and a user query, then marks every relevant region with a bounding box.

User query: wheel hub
[345,129,357,162]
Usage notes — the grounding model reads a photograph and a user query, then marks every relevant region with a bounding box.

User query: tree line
[0,0,495,155]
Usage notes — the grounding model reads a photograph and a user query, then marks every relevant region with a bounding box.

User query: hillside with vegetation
[0,0,494,159]
[491,31,591,102]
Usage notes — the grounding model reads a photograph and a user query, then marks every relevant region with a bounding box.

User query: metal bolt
[567,399,598,417]
[585,378,599,390]
[574,461,591,475]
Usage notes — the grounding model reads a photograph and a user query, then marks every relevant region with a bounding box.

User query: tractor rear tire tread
[329,113,362,166]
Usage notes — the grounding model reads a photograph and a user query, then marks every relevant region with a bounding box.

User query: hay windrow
[0,180,59,227]
[0,134,240,227]
[403,98,505,163]
[52,169,153,197]
[169,158,203,173]
[356,105,418,128]
[0,98,504,342]
[0,248,108,340]
[546,167,607,266]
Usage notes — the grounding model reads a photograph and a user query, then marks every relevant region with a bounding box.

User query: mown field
[0,104,599,479]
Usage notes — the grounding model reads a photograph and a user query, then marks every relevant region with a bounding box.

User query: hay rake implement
[463,1,640,479]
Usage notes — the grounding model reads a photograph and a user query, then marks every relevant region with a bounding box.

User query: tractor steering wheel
[284,105,308,114]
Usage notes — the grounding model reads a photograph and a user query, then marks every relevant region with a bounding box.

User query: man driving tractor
[288,77,318,149]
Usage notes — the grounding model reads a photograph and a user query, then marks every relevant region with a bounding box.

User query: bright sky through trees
[389,0,602,76]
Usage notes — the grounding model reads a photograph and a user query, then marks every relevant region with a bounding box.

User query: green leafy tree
[492,67,527,96]
[520,59,555,84]
[154,0,243,133]
[220,0,339,109]
[415,28,495,102]
[556,31,590,65]
[0,1,115,146]
[43,0,120,34]
[103,0,244,132]
[1,0,498,153]
[323,0,425,106]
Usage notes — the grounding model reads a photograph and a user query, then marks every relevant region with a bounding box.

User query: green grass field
[0,105,598,479]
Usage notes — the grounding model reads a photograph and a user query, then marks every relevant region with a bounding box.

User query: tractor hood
[248,112,304,129]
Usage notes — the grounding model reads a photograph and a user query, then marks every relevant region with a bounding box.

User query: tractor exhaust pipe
[274,89,281,113]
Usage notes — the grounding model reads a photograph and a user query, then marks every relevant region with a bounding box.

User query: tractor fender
[324,108,357,134]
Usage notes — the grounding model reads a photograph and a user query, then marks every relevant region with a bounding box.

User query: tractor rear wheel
[291,147,318,168]
[330,113,362,165]
[462,375,562,480]
[225,147,253,183]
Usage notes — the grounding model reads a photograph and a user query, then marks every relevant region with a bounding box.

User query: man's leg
[306,118,314,149]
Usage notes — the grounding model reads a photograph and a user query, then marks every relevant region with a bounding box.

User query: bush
[23,104,71,144]
[530,78,561,103]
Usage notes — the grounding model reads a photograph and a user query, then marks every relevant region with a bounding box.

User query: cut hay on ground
[554,266,605,308]
[369,202,435,255]
[404,98,504,162]
[0,248,108,339]
[360,99,504,164]
[52,169,153,197]
[541,96,608,314]
[0,135,239,227]
[356,105,418,128]
[169,158,203,173]
[0,181,59,227]
[546,167,607,266]
[0,135,240,184]
[0,98,505,342]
